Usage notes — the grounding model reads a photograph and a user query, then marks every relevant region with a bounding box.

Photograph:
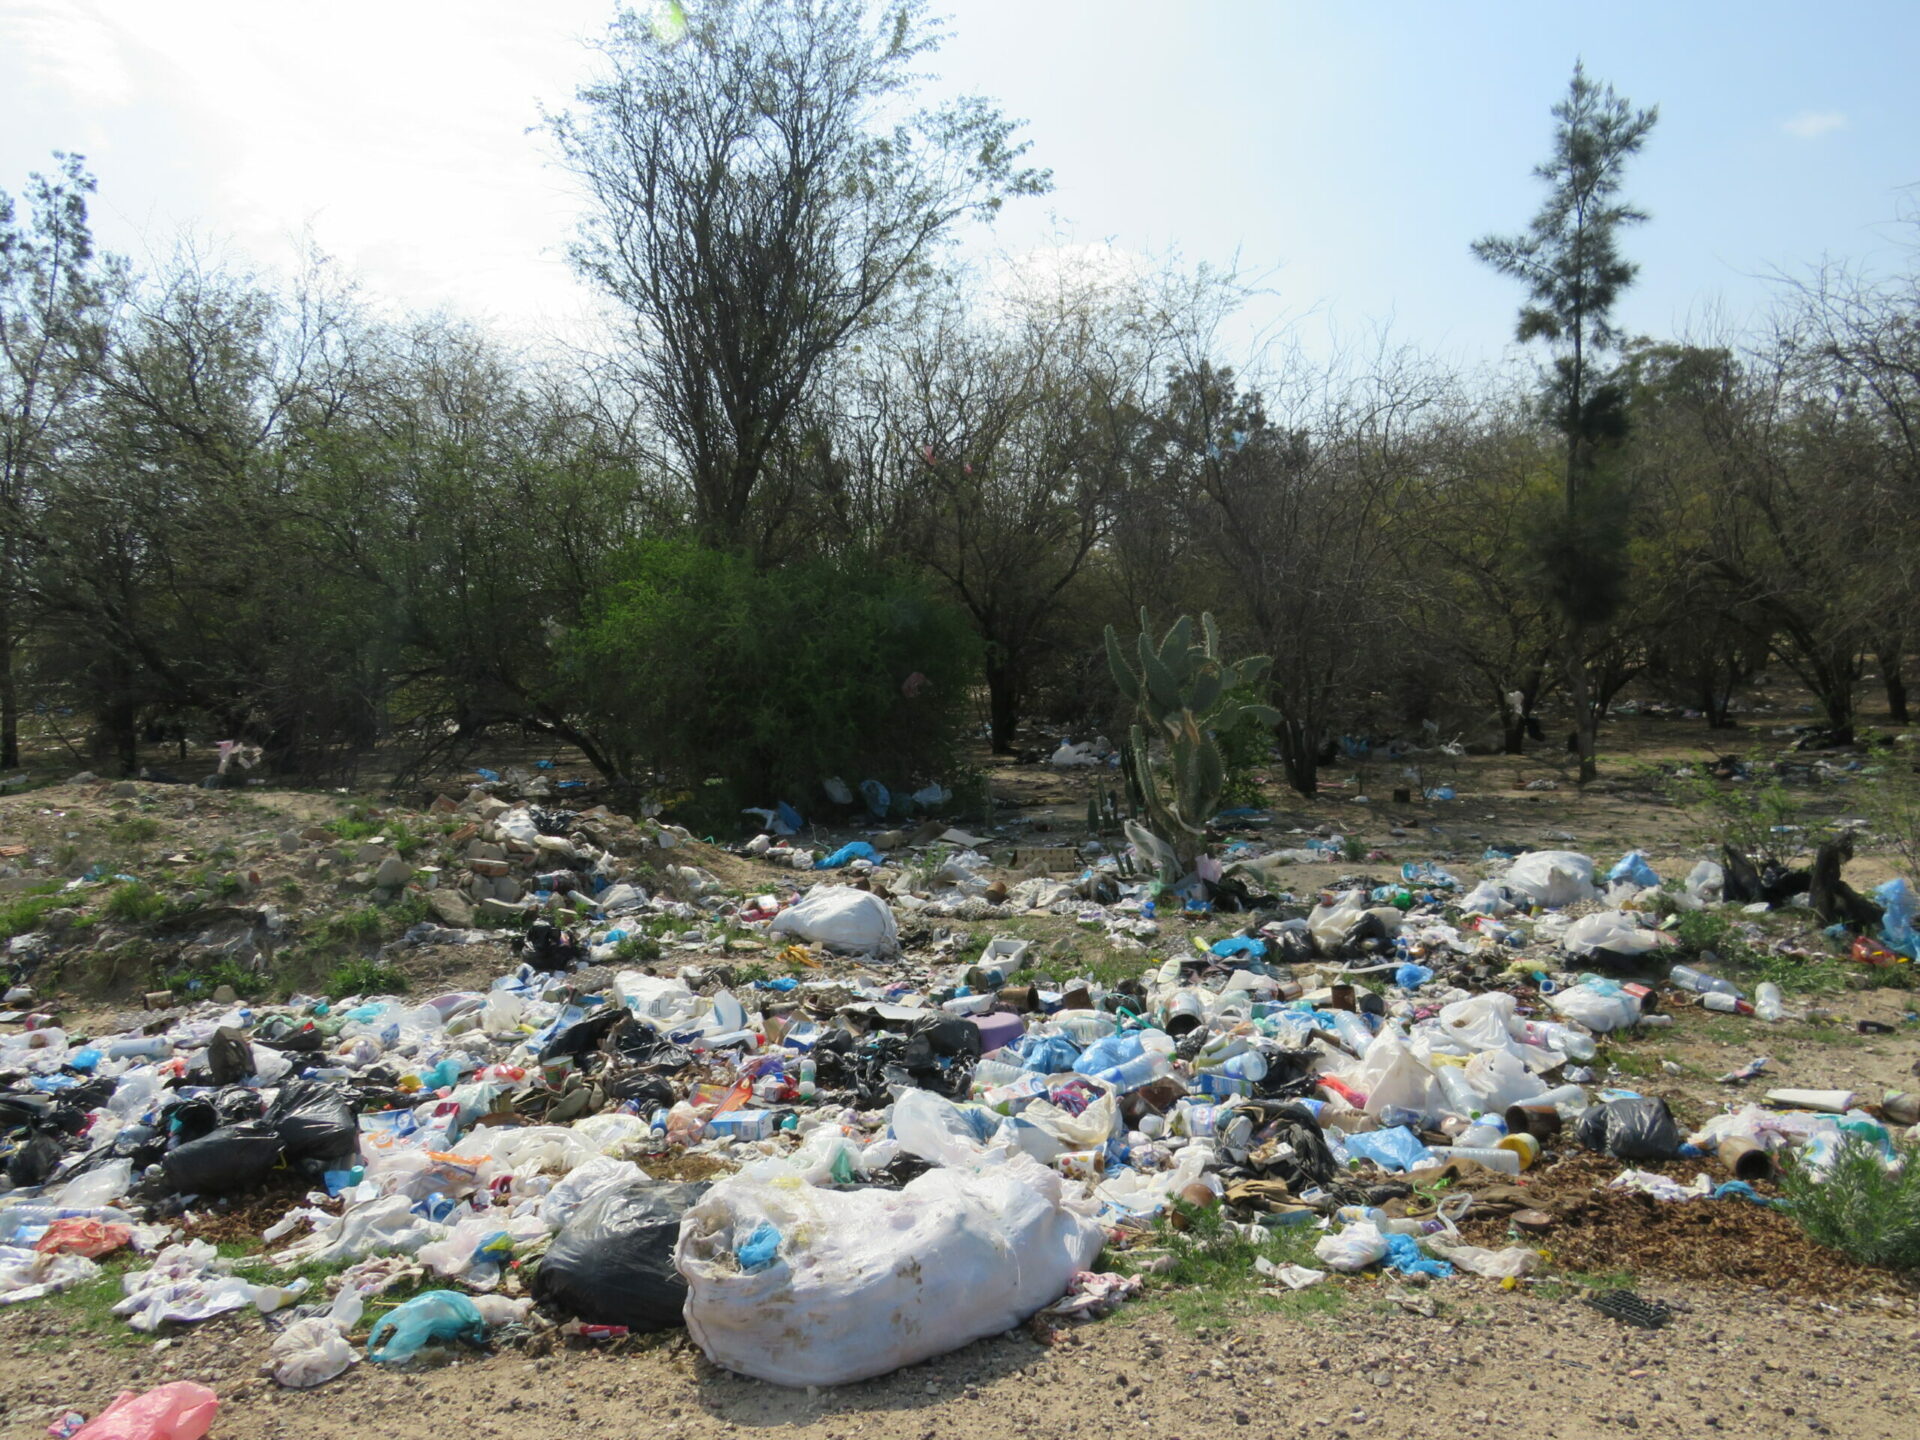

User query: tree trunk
[0,622,16,771]
[1878,648,1909,724]
[1502,717,1526,755]
[1567,622,1598,784]
[1275,718,1319,797]
[984,660,1020,755]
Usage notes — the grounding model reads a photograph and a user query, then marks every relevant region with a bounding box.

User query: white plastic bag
[1348,1030,1439,1118]
[677,1165,1103,1386]
[1562,911,1670,960]
[1465,1048,1547,1109]
[1548,982,1642,1034]
[768,887,899,954]
[270,1316,357,1389]
[1502,851,1598,908]
[1314,1220,1389,1272]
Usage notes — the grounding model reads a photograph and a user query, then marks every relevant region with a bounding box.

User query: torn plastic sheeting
[677,1163,1103,1386]
[1339,1126,1435,1173]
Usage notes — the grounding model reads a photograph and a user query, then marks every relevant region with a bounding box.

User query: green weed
[1783,1136,1920,1270]
[324,957,409,1000]
[1118,1201,1346,1329]
[103,881,172,923]
[0,885,67,940]
[109,816,162,845]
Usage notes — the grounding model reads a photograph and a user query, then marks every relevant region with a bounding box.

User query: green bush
[324,957,410,1000]
[104,882,172,924]
[560,540,980,817]
[0,885,67,940]
[1783,1136,1920,1270]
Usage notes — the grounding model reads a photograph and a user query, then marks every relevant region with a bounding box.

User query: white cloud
[1782,109,1848,139]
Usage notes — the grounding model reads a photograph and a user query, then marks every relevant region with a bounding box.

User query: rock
[354,840,390,865]
[473,796,510,822]
[277,830,302,852]
[144,989,174,1009]
[108,780,139,798]
[67,771,99,785]
[300,826,334,844]
[429,794,460,816]
[212,984,239,1004]
[466,840,506,863]
[490,875,523,902]
[470,858,511,878]
[373,855,414,889]
[478,896,526,919]
[428,890,474,927]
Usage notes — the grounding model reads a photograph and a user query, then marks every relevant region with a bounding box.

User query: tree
[550,0,1047,551]
[0,154,121,769]
[1474,63,1657,782]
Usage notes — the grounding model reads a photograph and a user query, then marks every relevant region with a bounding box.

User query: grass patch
[110,815,162,845]
[327,807,427,858]
[160,954,266,1000]
[1116,1201,1346,1329]
[0,884,67,940]
[20,1256,146,1351]
[1536,1266,1639,1301]
[1783,1136,1920,1270]
[324,956,410,1000]
[1667,908,1849,996]
[611,934,663,964]
[104,880,172,923]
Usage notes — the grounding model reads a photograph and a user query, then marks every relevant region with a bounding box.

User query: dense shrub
[560,541,980,822]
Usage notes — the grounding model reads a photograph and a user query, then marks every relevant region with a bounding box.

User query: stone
[469,858,510,878]
[473,796,510,822]
[212,984,239,1004]
[353,840,390,865]
[490,875,523,902]
[300,826,334,844]
[466,840,506,863]
[277,830,302,852]
[373,855,414,889]
[429,794,460,816]
[144,989,174,1009]
[428,890,474,928]
[108,780,140,798]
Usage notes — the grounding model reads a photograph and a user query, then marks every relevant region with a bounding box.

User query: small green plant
[611,934,662,964]
[1783,1136,1920,1270]
[109,816,162,846]
[0,884,67,940]
[1667,909,1847,995]
[1341,834,1367,863]
[103,879,172,925]
[1119,1199,1343,1329]
[1665,760,1825,866]
[327,809,426,858]
[161,955,264,999]
[314,907,386,945]
[324,957,410,1000]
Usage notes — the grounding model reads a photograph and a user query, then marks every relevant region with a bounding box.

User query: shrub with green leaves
[560,540,980,818]
[1783,1136,1920,1271]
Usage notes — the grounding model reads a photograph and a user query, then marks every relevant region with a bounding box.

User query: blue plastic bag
[775,801,804,834]
[859,779,890,818]
[1874,878,1916,958]
[1210,936,1267,962]
[366,1290,487,1364]
[736,1220,781,1272]
[1340,1126,1435,1173]
[1384,1232,1452,1278]
[1394,963,1433,991]
[1017,1033,1082,1074]
[1072,1032,1143,1076]
[1607,850,1661,889]
[815,841,878,870]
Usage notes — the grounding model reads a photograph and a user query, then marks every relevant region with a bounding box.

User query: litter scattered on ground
[4,779,1919,1399]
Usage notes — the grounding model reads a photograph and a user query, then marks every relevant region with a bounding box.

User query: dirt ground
[3,695,1919,1438]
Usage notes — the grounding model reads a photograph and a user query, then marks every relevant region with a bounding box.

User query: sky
[2,0,1916,371]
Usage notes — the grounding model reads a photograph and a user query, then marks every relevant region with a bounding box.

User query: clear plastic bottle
[1754,982,1784,1022]
[1095,1050,1173,1093]
[1669,964,1742,998]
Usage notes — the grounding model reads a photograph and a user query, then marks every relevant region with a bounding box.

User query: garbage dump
[3,783,1918,1401]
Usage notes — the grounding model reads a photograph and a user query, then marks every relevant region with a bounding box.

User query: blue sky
[2,1,1914,368]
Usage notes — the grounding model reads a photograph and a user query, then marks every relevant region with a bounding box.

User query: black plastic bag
[207,1027,254,1085]
[599,1066,676,1110]
[162,1121,286,1193]
[254,1015,325,1053]
[5,1134,63,1186]
[606,1018,692,1072]
[265,1080,359,1165]
[530,1181,706,1330]
[538,1006,625,1065]
[1576,1096,1682,1160]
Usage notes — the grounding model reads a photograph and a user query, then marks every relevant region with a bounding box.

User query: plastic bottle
[1095,1050,1173,1093]
[1702,991,1754,1015]
[1754,982,1784,1023]
[1669,964,1742,999]
[1433,1063,1480,1119]
[103,1035,173,1061]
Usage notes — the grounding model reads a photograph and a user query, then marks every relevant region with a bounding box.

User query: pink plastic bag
[72,1383,219,1440]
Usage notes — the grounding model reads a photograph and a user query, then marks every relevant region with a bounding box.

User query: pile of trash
[3,815,1917,1396]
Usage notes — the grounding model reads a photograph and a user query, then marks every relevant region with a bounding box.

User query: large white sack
[677,1165,1103,1386]
[768,887,899,954]
[1502,851,1599,908]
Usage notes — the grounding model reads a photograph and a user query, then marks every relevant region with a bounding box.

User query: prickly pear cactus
[1105,609,1277,879]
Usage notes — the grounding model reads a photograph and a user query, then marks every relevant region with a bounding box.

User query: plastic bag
[365,1289,487,1364]
[1350,1030,1438,1118]
[1577,1096,1682,1160]
[1465,1049,1547,1109]
[1384,1231,1452,1278]
[265,1081,359,1166]
[1685,859,1725,904]
[678,1164,1102,1386]
[1562,911,1669,963]
[1502,851,1598,908]
[891,1088,1000,1168]
[55,1159,134,1210]
[33,1218,132,1258]
[1607,851,1660,889]
[1459,879,1512,916]
[1876,878,1917,959]
[162,1122,285,1195]
[529,1180,705,1331]
[269,1316,356,1389]
[1547,981,1642,1034]
[1422,1236,1539,1278]
[1340,1126,1435,1173]
[1313,1220,1389,1272]
[71,1382,218,1440]
[768,887,899,954]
